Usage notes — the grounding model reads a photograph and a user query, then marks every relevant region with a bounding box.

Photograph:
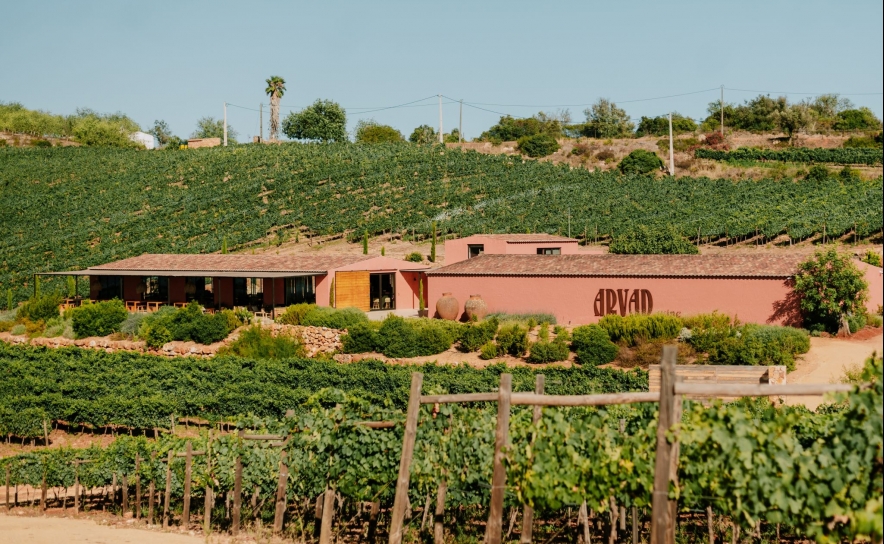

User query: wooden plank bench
[649,365,787,400]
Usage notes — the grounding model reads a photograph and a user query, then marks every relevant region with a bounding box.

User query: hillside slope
[0,144,881,301]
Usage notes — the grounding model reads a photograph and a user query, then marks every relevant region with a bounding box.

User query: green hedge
[695,147,882,165]
[71,299,128,338]
[598,313,684,346]
[571,325,619,366]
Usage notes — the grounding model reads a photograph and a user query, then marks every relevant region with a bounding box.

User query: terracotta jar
[436,293,459,320]
[464,294,488,321]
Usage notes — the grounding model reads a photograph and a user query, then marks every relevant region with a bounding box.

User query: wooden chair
[372,299,380,310]
[382,297,391,310]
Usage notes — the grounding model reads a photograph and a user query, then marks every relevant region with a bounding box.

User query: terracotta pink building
[45,254,428,315]
[444,234,580,265]
[426,253,884,326]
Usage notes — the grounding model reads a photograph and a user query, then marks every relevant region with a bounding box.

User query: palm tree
[265,76,286,141]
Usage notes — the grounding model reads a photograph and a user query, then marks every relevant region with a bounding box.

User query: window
[97,276,122,300]
[370,273,396,310]
[143,276,168,301]
[468,244,485,259]
[285,276,316,305]
[537,247,561,255]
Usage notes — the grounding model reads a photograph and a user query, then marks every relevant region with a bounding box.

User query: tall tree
[582,99,634,138]
[265,76,286,141]
[191,117,237,143]
[282,99,347,143]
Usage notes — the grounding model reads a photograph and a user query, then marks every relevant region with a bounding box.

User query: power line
[455,87,721,108]
[725,87,883,96]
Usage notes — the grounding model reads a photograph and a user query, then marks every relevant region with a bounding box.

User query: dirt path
[787,329,882,409]
[0,512,213,544]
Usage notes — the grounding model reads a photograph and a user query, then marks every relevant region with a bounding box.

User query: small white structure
[129,131,156,150]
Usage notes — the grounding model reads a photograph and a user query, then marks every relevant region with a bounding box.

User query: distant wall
[187,138,221,149]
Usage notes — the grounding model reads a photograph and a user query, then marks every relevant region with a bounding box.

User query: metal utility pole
[259,103,263,143]
[438,94,443,144]
[459,99,463,143]
[668,113,675,176]
[223,102,228,146]
[720,85,724,136]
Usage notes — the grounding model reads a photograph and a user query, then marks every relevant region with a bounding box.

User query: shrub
[138,302,235,347]
[681,312,734,330]
[571,142,592,156]
[405,252,424,263]
[341,321,381,353]
[32,139,52,147]
[702,132,726,148]
[459,317,499,352]
[10,324,26,336]
[376,315,460,358]
[526,337,570,363]
[17,292,63,323]
[609,225,698,255]
[276,303,314,326]
[570,325,618,366]
[217,325,305,359]
[594,148,616,161]
[355,120,404,143]
[517,134,560,158]
[301,306,369,330]
[847,313,868,334]
[656,137,701,153]
[496,323,529,357]
[794,249,868,333]
[598,313,684,346]
[842,135,880,149]
[119,312,147,337]
[694,324,810,371]
[479,341,500,360]
[868,314,883,328]
[804,165,830,182]
[488,312,556,325]
[861,250,882,268]
[618,149,663,175]
[71,299,128,338]
[0,320,14,332]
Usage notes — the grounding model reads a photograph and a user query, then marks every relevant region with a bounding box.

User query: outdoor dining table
[146,301,163,312]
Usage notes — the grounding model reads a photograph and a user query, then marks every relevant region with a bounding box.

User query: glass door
[369,273,395,310]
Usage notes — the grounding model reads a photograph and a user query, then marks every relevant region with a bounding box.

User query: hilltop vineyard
[0,144,881,301]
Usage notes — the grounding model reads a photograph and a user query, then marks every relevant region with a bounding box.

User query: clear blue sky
[2,0,882,141]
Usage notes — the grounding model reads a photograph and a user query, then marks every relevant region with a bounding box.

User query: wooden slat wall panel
[649,364,785,392]
[335,271,370,311]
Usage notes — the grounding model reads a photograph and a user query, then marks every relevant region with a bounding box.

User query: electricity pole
[438,94,443,144]
[720,85,724,136]
[459,99,463,143]
[668,112,675,176]
[259,103,263,143]
[223,102,228,146]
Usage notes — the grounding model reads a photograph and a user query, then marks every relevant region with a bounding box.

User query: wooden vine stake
[134,453,141,520]
[318,487,335,544]
[147,452,156,524]
[388,372,424,544]
[204,435,213,535]
[520,374,545,544]
[182,441,193,527]
[433,481,447,544]
[162,451,173,528]
[650,346,679,544]
[273,450,289,534]
[231,431,243,535]
[5,464,10,512]
[484,373,513,544]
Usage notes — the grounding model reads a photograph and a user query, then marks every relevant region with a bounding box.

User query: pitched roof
[88,253,375,274]
[426,254,804,278]
[460,234,579,244]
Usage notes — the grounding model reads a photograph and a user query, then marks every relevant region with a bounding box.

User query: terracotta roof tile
[426,254,804,278]
[460,234,579,243]
[89,254,375,274]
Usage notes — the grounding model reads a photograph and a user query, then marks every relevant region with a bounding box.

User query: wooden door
[334,271,370,311]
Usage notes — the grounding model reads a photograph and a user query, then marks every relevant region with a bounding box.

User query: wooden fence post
[367,500,381,543]
[388,372,424,544]
[41,473,47,511]
[73,467,79,513]
[232,430,243,535]
[5,464,10,512]
[433,481,447,544]
[182,441,193,527]
[147,452,156,525]
[162,451,173,528]
[485,373,513,544]
[520,374,544,544]
[204,437,213,535]
[134,454,141,520]
[319,487,335,544]
[273,450,288,534]
[666,374,683,544]
[121,473,129,516]
[651,346,678,544]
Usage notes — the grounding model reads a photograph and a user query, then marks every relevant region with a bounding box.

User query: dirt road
[787,329,882,409]
[0,512,213,544]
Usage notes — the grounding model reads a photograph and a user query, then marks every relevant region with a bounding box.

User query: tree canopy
[635,113,697,137]
[580,99,634,138]
[409,125,437,145]
[355,119,403,143]
[191,116,237,143]
[282,99,347,143]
